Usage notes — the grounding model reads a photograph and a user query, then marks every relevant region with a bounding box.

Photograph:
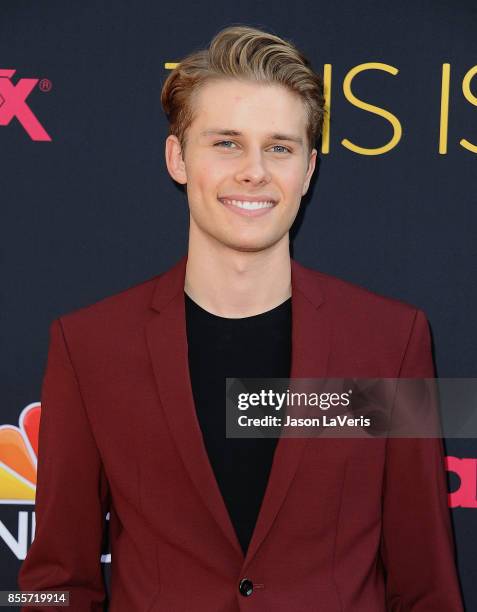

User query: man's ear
[165,135,187,185]
[302,148,317,196]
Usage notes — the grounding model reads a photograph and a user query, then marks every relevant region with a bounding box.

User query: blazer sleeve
[380,309,464,611]
[17,318,110,611]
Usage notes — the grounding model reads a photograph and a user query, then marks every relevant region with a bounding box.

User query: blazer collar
[150,253,325,314]
[145,253,331,569]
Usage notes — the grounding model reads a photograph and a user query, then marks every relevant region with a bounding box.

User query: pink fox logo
[0,69,51,141]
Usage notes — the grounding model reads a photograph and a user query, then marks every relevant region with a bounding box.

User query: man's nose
[234,150,271,184]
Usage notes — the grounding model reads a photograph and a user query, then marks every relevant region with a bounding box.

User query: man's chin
[228,244,269,253]
[220,235,287,253]
[191,221,288,253]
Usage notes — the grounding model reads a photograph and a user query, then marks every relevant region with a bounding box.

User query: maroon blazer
[18,254,463,611]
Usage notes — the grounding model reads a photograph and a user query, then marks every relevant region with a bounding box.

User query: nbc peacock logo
[0,403,40,505]
[0,403,112,562]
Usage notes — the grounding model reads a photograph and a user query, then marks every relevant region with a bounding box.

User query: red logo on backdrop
[0,69,51,141]
[447,457,477,508]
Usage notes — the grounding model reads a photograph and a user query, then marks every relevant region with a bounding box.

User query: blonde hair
[160,25,325,157]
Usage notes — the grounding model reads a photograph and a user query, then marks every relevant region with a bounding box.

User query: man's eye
[271,145,292,153]
[214,140,236,148]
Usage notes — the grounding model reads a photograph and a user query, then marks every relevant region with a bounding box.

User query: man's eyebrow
[200,129,303,145]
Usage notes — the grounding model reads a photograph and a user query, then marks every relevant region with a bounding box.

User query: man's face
[165,79,317,253]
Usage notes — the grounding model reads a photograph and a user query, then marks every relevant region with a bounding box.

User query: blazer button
[239,578,254,597]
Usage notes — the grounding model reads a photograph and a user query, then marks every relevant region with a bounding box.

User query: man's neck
[184,232,292,319]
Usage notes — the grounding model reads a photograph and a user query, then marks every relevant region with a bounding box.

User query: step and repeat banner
[1,0,476,609]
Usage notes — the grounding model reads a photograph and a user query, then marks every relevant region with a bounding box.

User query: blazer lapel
[145,255,244,558]
[242,258,331,567]
[145,254,331,566]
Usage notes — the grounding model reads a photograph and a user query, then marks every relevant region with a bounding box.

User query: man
[18,25,463,611]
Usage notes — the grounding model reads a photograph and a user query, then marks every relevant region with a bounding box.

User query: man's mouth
[218,197,276,211]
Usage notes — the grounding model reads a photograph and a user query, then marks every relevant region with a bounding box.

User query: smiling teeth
[222,199,275,210]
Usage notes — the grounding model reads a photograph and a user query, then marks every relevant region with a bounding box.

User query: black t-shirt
[185,291,292,555]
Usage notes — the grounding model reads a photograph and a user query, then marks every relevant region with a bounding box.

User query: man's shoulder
[57,255,187,330]
[55,269,167,339]
[295,259,420,317]
[294,260,425,347]
[68,275,157,315]
[296,262,429,372]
